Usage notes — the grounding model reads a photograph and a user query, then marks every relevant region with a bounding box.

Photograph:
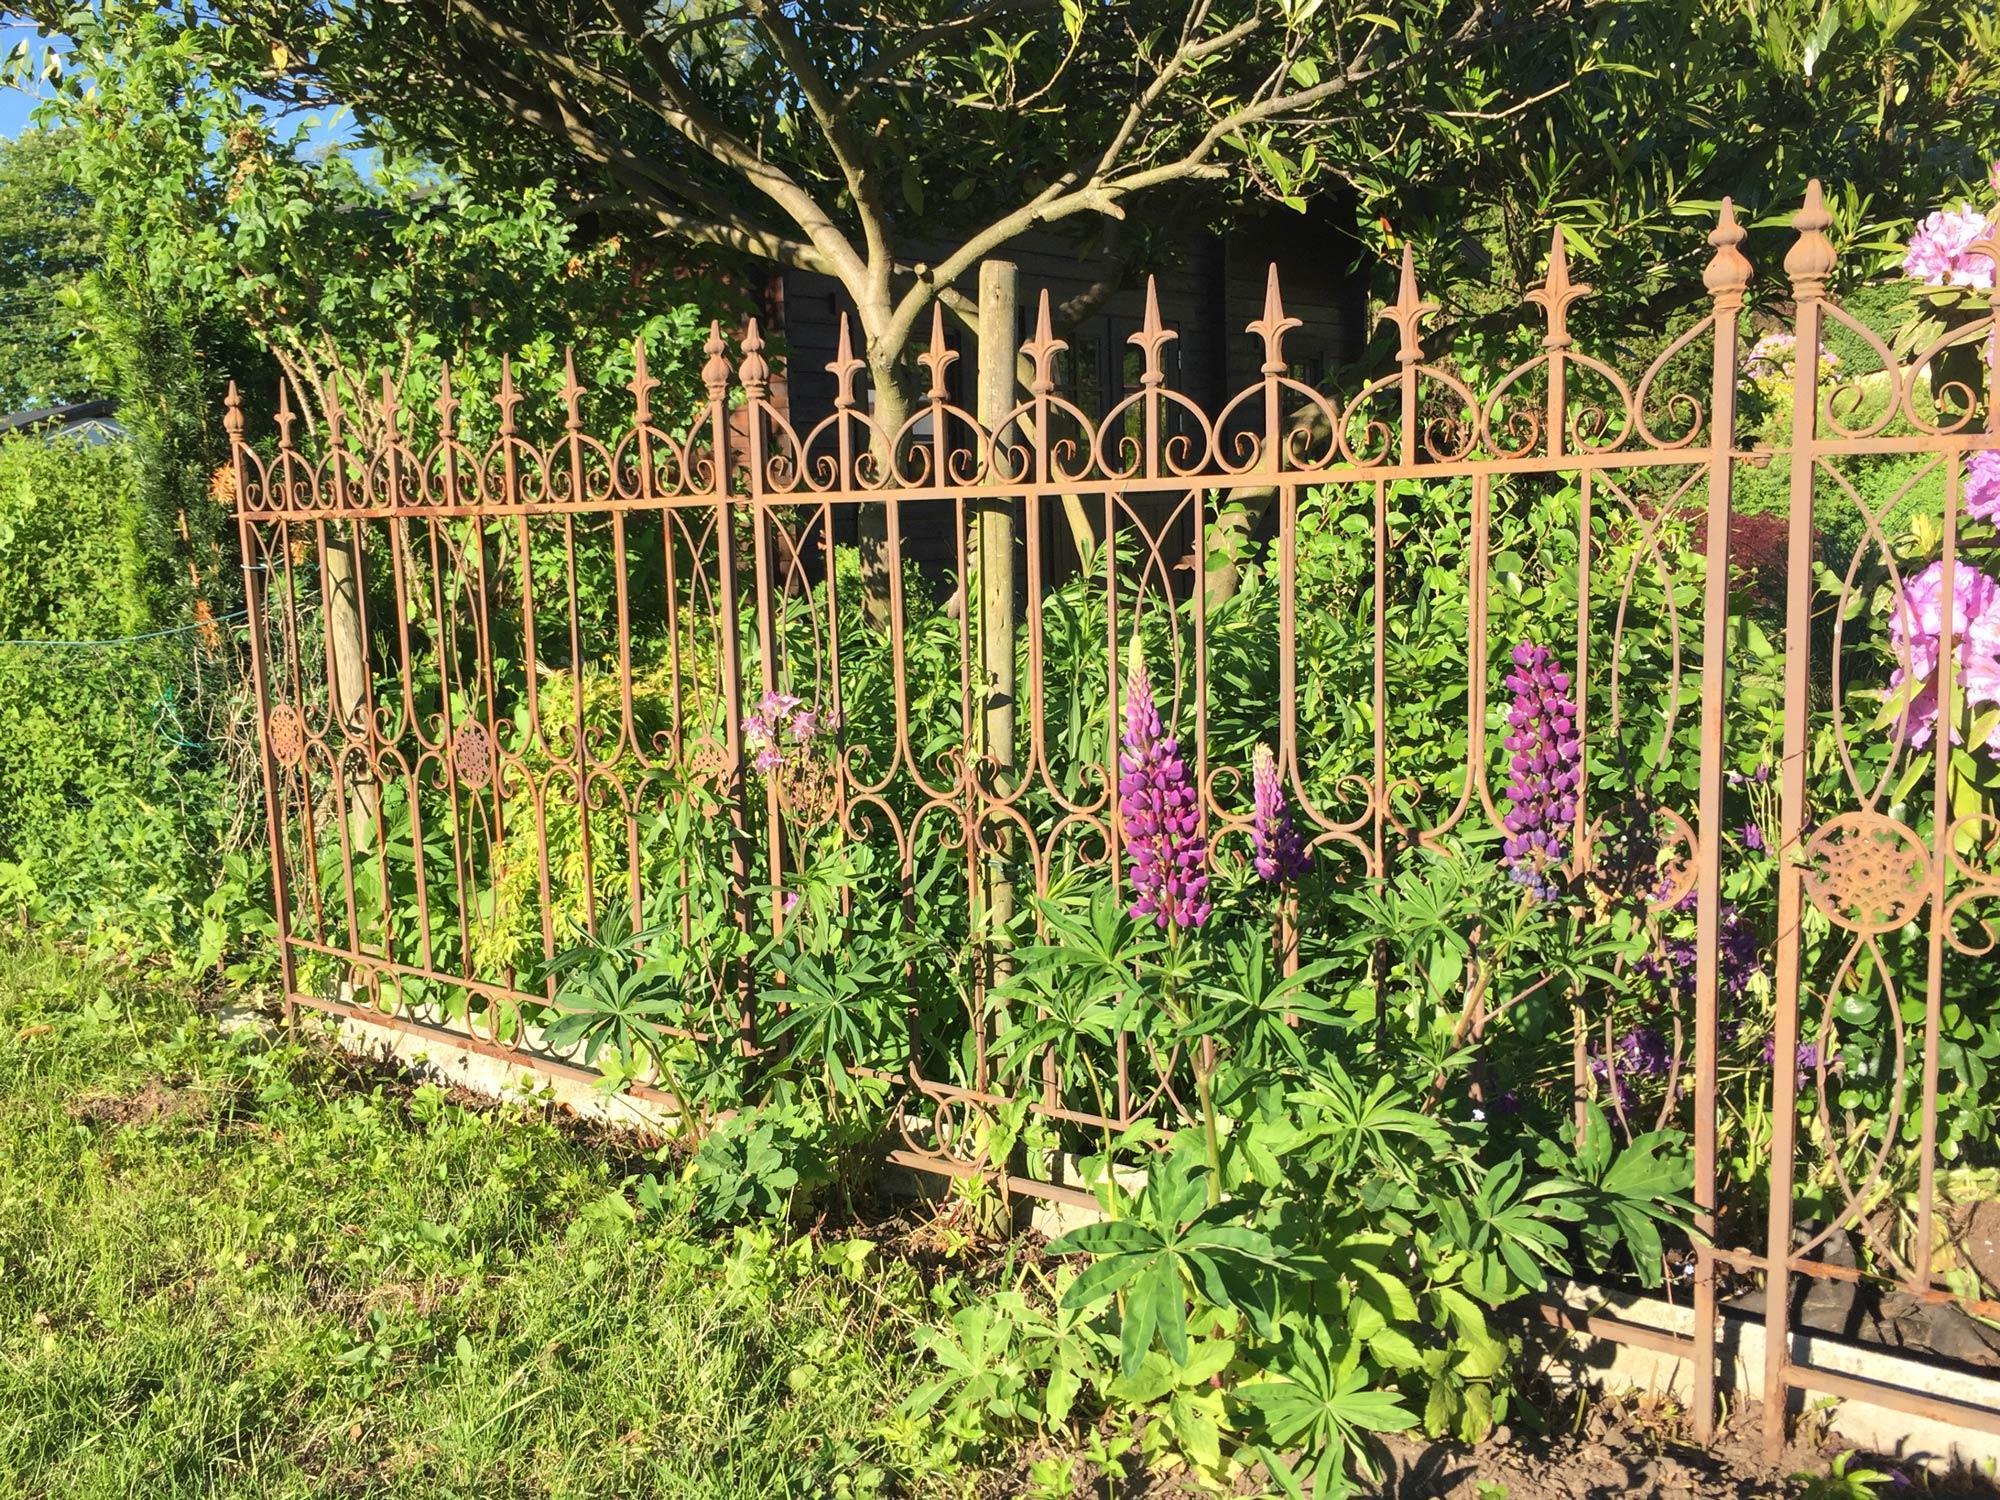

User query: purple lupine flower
[1119,658,1210,930]
[1967,450,2000,524]
[1501,642,1581,901]
[1888,561,2000,754]
[1904,205,1996,289]
[1250,743,1309,883]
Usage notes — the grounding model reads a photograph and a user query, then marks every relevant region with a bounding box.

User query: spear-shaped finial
[435,362,459,438]
[1247,263,1302,376]
[1128,275,1177,387]
[1022,288,1066,398]
[561,347,586,432]
[627,337,655,425]
[916,301,957,400]
[496,355,521,436]
[828,313,864,410]
[223,379,244,440]
[273,377,296,453]
[1380,245,1437,366]
[1525,225,1592,350]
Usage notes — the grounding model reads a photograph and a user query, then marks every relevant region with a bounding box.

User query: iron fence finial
[917,302,956,401]
[739,319,771,401]
[829,313,864,410]
[1023,289,1065,397]
[1248,263,1301,376]
[496,356,521,436]
[702,321,732,401]
[1784,180,1837,299]
[627,337,655,425]
[223,380,243,441]
[1129,275,1176,386]
[1704,199,1753,310]
[1382,244,1436,366]
[1526,225,1590,351]
[562,348,586,432]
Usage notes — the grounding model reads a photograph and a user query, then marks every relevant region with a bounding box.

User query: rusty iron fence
[229,182,2000,1445]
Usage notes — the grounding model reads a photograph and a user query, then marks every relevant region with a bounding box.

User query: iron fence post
[1765,180,1836,1457]
[1691,200,1751,1442]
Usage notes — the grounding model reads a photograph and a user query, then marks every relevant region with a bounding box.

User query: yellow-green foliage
[473,664,726,976]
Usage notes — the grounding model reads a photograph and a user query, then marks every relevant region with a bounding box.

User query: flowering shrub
[1967,449,2000,524]
[1902,204,1997,290]
[1887,560,2000,753]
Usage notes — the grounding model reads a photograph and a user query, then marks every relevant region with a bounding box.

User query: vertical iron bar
[1765,181,1836,1456]
[1691,200,1751,1442]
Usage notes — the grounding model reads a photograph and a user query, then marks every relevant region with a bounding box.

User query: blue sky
[0,20,61,138]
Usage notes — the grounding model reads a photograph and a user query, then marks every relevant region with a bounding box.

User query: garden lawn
[0,941,976,1499]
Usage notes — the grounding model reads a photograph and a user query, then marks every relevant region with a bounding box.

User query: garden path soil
[1365,1401,2000,1499]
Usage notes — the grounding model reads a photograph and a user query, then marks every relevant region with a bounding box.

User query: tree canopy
[12,0,1988,395]
[0,127,99,412]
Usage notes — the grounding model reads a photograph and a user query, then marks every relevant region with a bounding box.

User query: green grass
[0,941,996,1499]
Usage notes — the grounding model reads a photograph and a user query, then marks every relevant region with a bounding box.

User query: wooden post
[976,260,1019,962]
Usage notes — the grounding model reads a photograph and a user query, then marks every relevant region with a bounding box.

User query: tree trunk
[858,349,916,632]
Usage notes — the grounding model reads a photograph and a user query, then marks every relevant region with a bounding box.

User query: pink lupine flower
[1250,743,1308,883]
[1888,561,2000,753]
[1501,642,1581,901]
[1966,450,2000,524]
[1118,658,1210,929]
[1903,206,1996,290]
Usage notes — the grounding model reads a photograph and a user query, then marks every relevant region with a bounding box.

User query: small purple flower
[1501,642,1581,901]
[1119,658,1210,930]
[1741,820,1766,853]
[1638,892,1765,1003]
[1250,743,1309,883]
[1762,1030,1838,1087]
[1489,1089,1521,1116]
[752,745,783,774]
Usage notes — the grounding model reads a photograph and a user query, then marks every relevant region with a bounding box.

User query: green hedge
[0,431,235,952]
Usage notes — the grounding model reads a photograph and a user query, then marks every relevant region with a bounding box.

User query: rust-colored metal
[229,193,2000,1446]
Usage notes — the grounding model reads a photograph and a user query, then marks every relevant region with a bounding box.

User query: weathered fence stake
[976,260,1020,970]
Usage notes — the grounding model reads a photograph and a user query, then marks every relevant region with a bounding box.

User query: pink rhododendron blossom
[1966,450,2000,524]
[1903,206,1996,290]
[1888,561,2000,753]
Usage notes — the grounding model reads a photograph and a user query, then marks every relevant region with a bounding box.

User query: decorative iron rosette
[266,704,306,768]
[1800,812,1930,934]
[452,722,494,788]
